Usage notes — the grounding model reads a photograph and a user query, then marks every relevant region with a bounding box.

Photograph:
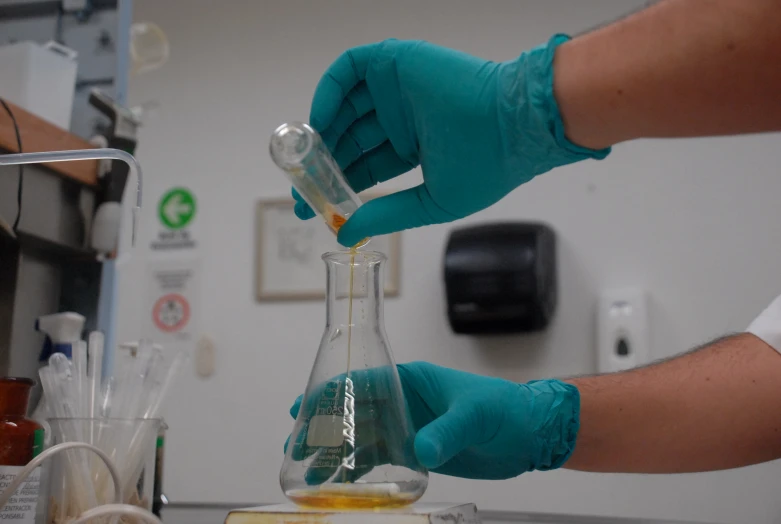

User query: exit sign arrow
[158,188,196,230]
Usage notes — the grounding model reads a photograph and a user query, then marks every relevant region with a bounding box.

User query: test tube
[270,122,368,247]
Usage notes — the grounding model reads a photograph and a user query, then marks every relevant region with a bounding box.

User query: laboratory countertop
[160,504,716,524]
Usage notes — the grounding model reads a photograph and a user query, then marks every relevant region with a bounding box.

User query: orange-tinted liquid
[288,490,418,510]
[331,213,347,230]
[329,210,369,248]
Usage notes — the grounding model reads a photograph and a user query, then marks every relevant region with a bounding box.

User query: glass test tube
[270,122,368,246]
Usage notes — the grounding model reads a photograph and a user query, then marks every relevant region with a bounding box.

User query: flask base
[286,484,421,510]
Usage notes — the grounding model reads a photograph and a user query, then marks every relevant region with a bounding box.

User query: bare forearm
[554,0,781,149]
[564,333,781,473]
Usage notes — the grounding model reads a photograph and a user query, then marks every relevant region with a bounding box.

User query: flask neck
[324,251,386,332]
[0,378,33,416]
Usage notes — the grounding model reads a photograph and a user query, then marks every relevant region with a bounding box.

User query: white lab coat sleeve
[747,293,781,353]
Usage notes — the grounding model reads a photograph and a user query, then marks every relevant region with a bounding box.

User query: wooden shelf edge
[0,100,99,186]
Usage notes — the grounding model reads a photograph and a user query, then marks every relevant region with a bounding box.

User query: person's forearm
[564,333,781,473]
[554,0,781,150]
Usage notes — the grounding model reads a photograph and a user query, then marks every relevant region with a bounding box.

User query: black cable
[0,98,24,233]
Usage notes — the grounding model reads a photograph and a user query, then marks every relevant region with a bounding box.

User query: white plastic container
[0,40,78,130]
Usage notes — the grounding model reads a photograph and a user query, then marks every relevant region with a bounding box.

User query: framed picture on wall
[255,197,401,301]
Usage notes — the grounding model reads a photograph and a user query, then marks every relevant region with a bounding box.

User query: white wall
[122,1,781,522]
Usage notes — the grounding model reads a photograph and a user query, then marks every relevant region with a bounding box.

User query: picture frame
[255,197,401,301]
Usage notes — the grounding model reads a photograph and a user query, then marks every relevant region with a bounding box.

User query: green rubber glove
[286,362,580,480]
[294,34,610,247]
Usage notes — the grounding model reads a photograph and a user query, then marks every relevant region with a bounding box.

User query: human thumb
[336,184,455,247]
[413,404,482,470]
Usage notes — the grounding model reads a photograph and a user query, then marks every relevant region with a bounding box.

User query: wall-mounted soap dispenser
[597,288,650,373]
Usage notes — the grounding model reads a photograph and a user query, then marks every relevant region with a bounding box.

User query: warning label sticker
[0,466,40,523]
[146,259,200,343]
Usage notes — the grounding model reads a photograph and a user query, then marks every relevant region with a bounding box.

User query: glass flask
[280,251,428,509]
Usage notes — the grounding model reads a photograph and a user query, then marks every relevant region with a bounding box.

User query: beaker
[46,418,161,523]
[280,251,428,509]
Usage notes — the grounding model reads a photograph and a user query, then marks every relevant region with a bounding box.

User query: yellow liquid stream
[346,247,356,376]
[343,246,356,483]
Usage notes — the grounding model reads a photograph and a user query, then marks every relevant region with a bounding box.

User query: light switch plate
[195,334,216,378]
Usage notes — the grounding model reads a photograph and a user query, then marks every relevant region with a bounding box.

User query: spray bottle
[32,312,85,438]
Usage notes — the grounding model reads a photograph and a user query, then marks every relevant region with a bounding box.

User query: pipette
[119,346,187,501]
[87,333,104,420]
[40,361,99,514]
[73,340,88,420]
[87,332,104,478]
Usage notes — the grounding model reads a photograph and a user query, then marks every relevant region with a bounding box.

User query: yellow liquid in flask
[287,487,419,510]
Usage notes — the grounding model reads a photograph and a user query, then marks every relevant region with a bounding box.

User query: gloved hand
[294,34,610,247]
[286,361,580,480]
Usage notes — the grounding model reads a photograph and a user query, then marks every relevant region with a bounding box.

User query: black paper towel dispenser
[444,222,557,335]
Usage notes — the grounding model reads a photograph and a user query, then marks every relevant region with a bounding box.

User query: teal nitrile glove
[286,362,580,480]
[294,34,610,247]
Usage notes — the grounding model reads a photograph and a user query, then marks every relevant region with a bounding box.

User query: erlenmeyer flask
[280,250,428,509]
